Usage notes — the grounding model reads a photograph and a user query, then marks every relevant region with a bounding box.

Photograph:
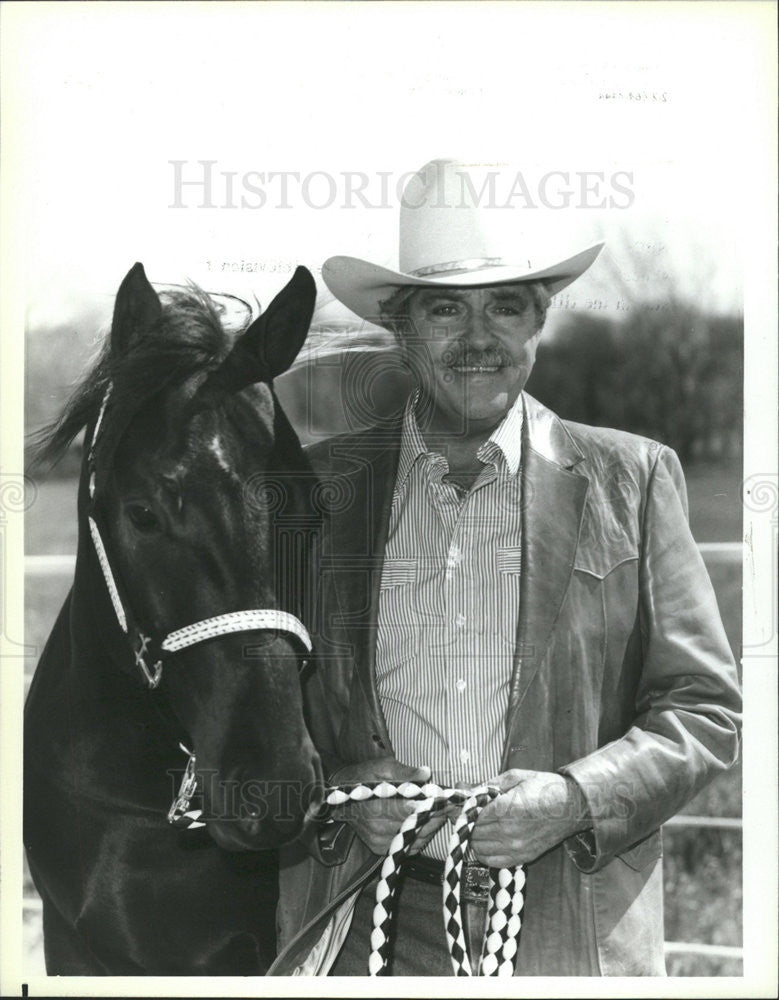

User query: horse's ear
[209,267,316,392]
[240,265,317,380]
[110,263,163,355]
[198,266,316,402]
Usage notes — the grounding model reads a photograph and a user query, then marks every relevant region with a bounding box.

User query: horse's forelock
[31,284,237,469]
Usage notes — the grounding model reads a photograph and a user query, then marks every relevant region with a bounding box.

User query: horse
[24,262,324,975]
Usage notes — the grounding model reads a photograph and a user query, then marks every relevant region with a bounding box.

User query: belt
[400,855,491,904]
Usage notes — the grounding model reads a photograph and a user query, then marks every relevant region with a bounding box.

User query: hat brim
[322,242,604,327]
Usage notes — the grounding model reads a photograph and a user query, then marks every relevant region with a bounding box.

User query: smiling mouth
[450,365,503,373]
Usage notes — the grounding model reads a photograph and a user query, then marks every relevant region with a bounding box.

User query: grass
[663,826,742,976]
[22,460,744,976]
[685,459,743,543]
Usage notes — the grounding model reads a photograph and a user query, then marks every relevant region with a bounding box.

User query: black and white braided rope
[480,864,525,975]
[170,770,526,975]
[325,780,526,976]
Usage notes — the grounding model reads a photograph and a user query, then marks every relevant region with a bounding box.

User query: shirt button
[456,678,467,693]
[460,749,471,764]
[454,613,466,628]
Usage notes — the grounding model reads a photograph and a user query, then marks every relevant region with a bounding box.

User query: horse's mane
[31,287,240,468]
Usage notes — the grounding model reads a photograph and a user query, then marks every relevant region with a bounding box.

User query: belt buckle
[462,863,490,904]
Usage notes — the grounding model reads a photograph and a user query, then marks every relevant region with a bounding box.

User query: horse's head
[84,264,323,849]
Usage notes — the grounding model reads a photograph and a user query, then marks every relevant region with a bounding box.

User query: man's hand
[469,769,591,868]
[330,757,450,856]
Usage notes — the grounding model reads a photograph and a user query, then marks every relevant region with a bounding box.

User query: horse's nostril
[239,810,264,842]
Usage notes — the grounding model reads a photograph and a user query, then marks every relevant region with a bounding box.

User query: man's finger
[332,799,416,823]
[372,761,432,783]
[487,769,532,793]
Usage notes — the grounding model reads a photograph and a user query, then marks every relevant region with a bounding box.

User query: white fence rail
[24,544,744,577]
[696,542,743,557]
[25,554,76,574]
[664,814,741,830]
[664,942,743,960]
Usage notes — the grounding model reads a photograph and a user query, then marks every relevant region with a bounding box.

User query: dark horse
[24,263,324,974]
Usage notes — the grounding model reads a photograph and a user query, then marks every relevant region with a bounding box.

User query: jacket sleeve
[560,445,742,872]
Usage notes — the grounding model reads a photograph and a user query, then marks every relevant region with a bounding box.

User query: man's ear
[198,266,316,399]
[110,263,163,355]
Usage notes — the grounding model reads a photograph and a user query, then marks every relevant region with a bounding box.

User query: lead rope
[170,769,526,973]
[324,780,526,976]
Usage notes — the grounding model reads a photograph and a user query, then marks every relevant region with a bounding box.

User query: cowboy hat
[322,158,604,325]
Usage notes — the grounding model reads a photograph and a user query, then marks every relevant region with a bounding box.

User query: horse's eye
[126,504,161,533]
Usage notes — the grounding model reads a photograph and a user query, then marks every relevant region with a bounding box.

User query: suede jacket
[269,393,742,976]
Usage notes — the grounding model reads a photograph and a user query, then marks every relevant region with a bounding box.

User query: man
[269,159,741,976]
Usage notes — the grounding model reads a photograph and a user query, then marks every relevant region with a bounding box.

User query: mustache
[441,345,513,368]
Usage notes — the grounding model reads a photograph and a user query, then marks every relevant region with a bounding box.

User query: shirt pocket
[496,546,523,642]
[376,559,421,668]
[379,558,417,589]
[497,546,523,575]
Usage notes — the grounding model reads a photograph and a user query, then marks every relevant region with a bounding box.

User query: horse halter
[86,382,313,690]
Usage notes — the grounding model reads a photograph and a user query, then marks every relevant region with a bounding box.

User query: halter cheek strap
[88,514,128,633]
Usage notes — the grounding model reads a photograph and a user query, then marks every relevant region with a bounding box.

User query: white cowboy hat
[322,158,604,325]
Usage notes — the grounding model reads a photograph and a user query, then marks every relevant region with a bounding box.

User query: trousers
[329,872,489,976]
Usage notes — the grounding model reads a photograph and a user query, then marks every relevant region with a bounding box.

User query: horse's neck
[27,508,185,808]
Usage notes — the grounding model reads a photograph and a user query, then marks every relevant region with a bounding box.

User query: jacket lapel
[325,424,401,746]
[503,395,589,748]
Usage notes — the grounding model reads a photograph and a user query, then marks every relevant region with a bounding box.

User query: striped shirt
[375,392,524,860]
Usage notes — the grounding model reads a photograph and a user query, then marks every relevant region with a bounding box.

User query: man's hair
[377,281,551,337]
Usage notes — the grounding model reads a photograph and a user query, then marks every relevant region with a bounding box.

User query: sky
[3,1,772,334]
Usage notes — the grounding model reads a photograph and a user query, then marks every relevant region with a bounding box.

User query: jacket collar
[338,391,581,469]
[522,392,585,470]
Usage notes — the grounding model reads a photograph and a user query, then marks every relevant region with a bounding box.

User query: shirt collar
[395,391,524,490]
[482,391,524,476]
[395,393,431,493]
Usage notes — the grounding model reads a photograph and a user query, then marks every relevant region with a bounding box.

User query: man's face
[403,285,543,431]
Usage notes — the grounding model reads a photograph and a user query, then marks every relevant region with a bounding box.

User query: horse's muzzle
[205,751,324,851]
